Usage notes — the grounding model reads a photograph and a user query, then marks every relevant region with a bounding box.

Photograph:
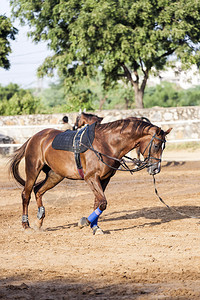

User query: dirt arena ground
[0,150,200,299]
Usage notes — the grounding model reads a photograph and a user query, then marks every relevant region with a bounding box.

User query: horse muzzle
[147,162,161,175]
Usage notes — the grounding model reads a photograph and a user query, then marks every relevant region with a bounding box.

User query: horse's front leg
[93,177,111,210]
[79,175,109,235]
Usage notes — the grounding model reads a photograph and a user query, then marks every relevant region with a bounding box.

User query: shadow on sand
[101,205,200,233]
[0,275,165,300]
[45,205,200,233]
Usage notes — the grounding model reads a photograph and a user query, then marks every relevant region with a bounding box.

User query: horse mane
[82,112,101,120]
[96,117,161,136]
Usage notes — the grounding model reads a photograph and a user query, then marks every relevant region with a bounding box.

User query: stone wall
[0,106,200,144]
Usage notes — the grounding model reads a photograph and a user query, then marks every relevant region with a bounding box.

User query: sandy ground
[0,150,200,299]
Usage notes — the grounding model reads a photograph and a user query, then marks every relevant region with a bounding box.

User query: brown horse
[75,112,103,129]
[9,117,171,234]
[75,112,150,161]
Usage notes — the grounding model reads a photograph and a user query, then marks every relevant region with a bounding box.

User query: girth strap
[73,126,89,179]
[74,152,84,179]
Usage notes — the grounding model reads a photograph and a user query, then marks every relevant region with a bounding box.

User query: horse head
[139,127,172,175]
[75,112,103,129]
[74,114,81,128]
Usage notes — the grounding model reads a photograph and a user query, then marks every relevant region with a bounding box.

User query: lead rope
[153,175,200,219]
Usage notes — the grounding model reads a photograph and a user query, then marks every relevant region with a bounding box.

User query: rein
[80,128,165,173]
[153,175,200,219]
[81,140,148,172]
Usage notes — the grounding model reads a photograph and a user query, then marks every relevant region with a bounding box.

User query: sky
[0,0,56,89]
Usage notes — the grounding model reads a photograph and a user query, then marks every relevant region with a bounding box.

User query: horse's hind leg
[34,169,64,229]
[22,184,33,229]
[22,163,43,229]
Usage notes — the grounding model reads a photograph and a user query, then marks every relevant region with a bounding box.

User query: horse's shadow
[45,222,77,231]
[45,205,200,232]
[101,205,200,233]
[163,161,185,167]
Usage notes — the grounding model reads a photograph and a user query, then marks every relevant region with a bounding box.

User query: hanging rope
[153,175,200,219]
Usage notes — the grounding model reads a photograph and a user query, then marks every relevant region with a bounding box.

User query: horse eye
[154,144,159,151]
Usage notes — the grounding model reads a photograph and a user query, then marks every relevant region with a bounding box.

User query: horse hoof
[35,218,43,229]
[22,222,30,230]
[92,225,104,235]
[78,217,90,229]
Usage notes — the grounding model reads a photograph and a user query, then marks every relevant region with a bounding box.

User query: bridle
[141,133,166,164]
[80,126,166,173]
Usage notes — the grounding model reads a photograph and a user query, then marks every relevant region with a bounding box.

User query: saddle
[52,123,96,178]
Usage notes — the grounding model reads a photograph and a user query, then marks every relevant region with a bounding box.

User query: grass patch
[166,142,200,151]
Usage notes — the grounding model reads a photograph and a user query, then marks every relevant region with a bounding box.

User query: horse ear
[79,108,82,115]
[83,108,86,112]
[165,128,172,135]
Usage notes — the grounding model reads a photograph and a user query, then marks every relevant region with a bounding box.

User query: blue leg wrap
[87,208,102,228]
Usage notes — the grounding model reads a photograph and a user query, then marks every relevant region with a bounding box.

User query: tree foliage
[39,80,66,109]
[39,77,200,111]
[144,82,200,107]
[10,0,200,108]
[0,15,18,69]
[0,83,42,115]
[1,80,199,116]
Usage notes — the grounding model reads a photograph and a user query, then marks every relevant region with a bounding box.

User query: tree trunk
[134,87,144,109]
[124,97,130,109]
[99,95,107,111]
[121,63,147,109]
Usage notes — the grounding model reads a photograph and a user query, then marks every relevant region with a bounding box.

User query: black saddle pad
[52,123,96,153]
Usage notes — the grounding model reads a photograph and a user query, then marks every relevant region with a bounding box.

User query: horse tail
[9,139,30,186]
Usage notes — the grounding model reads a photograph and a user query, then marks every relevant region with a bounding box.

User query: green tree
[0,84,42,115]
[178,86,200,107]
[38,72,135,111]
[39,80,66,108]
[0,91,41,115]
[5,91,41,115]
[64,88,97,112]
[81,71,135,110]
[0,83,19,99]
[144,82,200,108]
[11,0,200,108]
[0,15,18,69]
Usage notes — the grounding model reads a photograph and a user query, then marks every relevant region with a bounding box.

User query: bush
[144,82,200,108]
[0,84,42,115]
